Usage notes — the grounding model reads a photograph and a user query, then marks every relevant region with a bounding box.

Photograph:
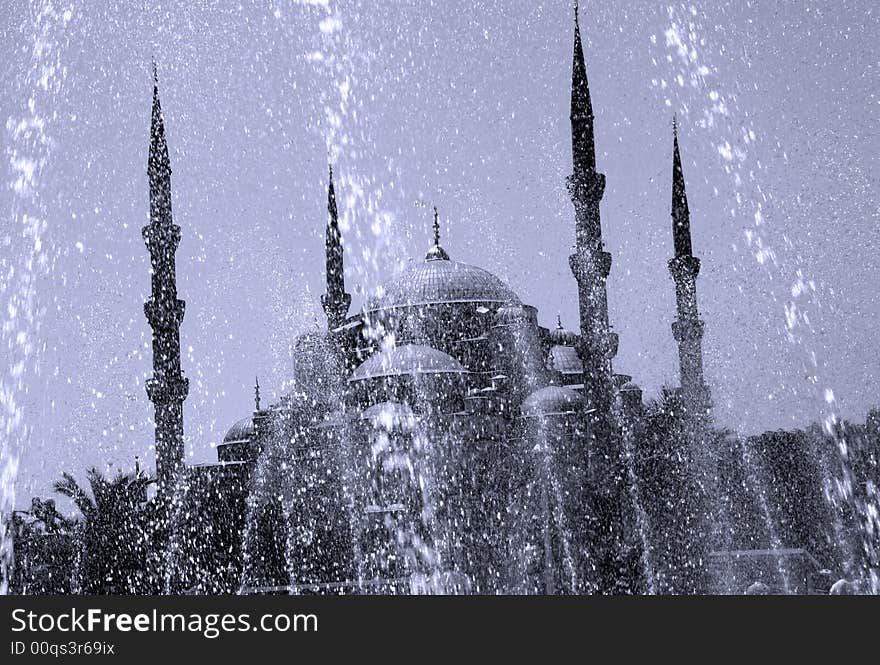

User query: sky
[1,0,877,508]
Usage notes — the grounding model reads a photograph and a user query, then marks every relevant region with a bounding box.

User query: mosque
[143,10,715,595]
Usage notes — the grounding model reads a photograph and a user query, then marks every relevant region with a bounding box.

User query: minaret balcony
[146,374,189,404]
[142,222,182,253]
[566,170,605,201]
[568,249,612,282]
[668,255,701,279]
[144,296,186,328]
[321,291,352,316]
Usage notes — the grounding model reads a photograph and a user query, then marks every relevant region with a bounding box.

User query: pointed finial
[557,314,563,329]
[673,113,678,137]
[152,59,158,84]
[425,205,450,261]
[671,118,693,257]
[254,376,261,411]
[570,0,596,173]
[327,162,339,225]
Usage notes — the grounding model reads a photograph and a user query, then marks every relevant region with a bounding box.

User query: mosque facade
[149,11,717,595]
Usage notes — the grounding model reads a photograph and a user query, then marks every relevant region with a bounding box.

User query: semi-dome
[316,408,350,430]
[549,344,582,376]
[548,315,579,346]
[360,401,417,431]
[366,250,520,313]
[349,344,467,382]
[521,385,583,418]
[223,417,255,443]
[495,302,528,325]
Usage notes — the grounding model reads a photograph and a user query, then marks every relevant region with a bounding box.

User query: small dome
[495,302,528,325]
[549,345,582,375]
[620,381,641,393]
[349,344,467,382]
[521,385,583,418]
[316,408,349,430]
[223,417,255,443]
[548,316,579,346]
[744,581,772,595]
[360,401,417,430]
[613,373,633,389]
[829,579,858,595]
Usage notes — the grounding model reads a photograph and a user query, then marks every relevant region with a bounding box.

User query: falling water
[658,3,877,592]
[737,436,793,593]
[1,0,73,594]
[4,2,873,598]
[619,413,658,595]
[531,420,582,593]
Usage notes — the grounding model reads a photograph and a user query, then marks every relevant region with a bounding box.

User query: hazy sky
[1,0,877,507]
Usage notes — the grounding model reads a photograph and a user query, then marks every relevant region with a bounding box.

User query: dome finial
[557,313,563,329]
[254,376,261,411]
[425,205,450,261]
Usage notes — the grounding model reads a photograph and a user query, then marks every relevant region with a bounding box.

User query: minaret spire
[254,376,261,411]
[321,165,351,330]
[671,116,693,257]
[571,0,596,174]
[143,63,189,490]
[668,121,710,415]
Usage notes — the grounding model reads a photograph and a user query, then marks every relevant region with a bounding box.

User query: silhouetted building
[668,119,711,417]
[143,65,189,490]
[128,9,870,596]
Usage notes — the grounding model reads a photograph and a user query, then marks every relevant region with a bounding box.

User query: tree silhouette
[54,467,154,594]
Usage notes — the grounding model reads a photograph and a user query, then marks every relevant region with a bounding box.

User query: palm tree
[54,467,154,594]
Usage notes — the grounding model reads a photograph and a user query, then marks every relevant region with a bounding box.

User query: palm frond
[53,471,96,517]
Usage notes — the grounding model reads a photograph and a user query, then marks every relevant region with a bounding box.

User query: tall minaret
[143,64,188,489]
[668,119,710,415]
[566,4,643,596]
[567,5,617,419]
[320,165,351,329]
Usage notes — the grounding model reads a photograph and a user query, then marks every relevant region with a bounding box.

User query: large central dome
[366,240,520,313]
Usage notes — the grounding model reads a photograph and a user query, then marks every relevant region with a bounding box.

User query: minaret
[567,5,617,418]
[321,165,351,329]
[565,4,644,595]
[668,119,710,415]
[143,64,189,489]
